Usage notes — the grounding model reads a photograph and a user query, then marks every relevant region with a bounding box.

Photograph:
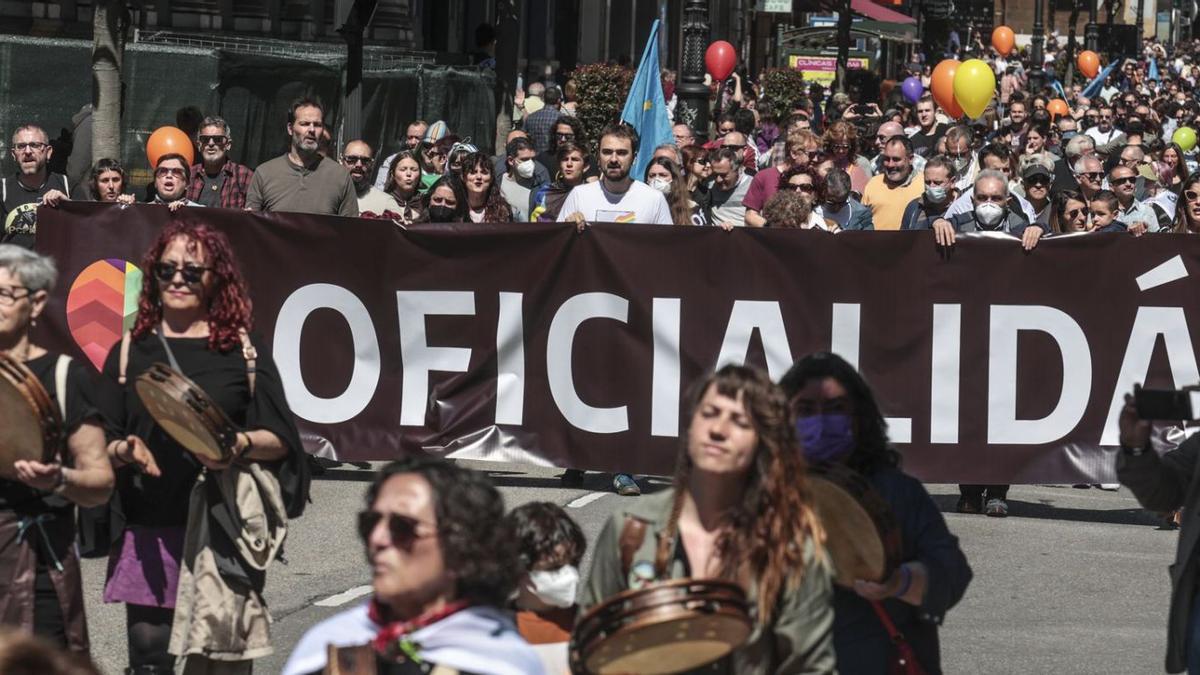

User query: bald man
[341,139,401,216]
[871,122,926,176]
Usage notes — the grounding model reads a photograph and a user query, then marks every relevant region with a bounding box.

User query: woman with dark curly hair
[283,456,542,675]
[97,222,309,673]
[779,352,971,675]
[461,152,514,223]
[580,365,835,674]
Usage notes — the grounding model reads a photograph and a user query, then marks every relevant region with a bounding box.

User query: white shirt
[556,179,673,225]
[1085,126,1121,146]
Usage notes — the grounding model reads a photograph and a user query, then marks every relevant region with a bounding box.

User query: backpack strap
[238,327,257,397]
[618,515,648,580]
[117,331,132,385]
[54,354,71,419]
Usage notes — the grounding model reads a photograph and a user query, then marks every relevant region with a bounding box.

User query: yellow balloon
[952,59,997,120]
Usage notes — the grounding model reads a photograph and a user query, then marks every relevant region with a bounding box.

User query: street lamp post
[1135,0,1145,52]
[1085,0,1098,51]
[1031,0,1045,92]
[675,0,713,141]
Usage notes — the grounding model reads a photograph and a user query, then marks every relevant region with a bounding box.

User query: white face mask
[527,565,579,608]
[974,201,1006,227]
[924,185,949,203]
[516,158,535,179]
[649,177,672,193]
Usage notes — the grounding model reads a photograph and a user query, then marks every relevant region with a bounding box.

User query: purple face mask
[796,414,855,463]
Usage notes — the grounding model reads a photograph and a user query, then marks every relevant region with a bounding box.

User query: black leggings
[32,567,66,646]
[126,604,175,669]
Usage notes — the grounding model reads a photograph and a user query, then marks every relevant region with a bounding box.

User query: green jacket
[578,489,838,675]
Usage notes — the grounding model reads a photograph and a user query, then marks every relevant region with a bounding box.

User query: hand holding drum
[134,362,241,469]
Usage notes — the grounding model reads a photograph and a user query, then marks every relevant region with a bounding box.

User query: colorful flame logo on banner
[66,259,142,370]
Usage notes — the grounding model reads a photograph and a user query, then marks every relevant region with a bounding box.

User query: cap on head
[423,121,449,144]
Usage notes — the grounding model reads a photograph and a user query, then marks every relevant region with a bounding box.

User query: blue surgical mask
[795,414,855,463]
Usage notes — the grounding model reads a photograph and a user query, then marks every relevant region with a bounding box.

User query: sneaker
[956,496,983,514]
[613,473,641,496]
[984,498,1009,518]
[1097,483,1121,491]
[560,468,585,488]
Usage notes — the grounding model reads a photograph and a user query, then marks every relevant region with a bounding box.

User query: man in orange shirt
[861,136,924,230]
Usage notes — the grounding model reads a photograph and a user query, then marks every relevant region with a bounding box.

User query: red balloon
[146,126,195,168]
[705,41,737,81]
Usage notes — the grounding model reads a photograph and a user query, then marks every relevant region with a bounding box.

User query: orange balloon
[991,26,1015,57]
[146,126,195,168]
[931,60,964,119]
[1077,50,1101,79]
[1047,99,1070,119]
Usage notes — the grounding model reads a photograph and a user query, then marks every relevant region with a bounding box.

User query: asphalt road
[80,461,1176,675]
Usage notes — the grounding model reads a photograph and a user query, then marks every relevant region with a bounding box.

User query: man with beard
[341,140,401,217]
[558,123,671,497]
[871,122,926,177]
[246,97,358,216]
[1,124,69,249]
[860,136,924,230]
[186,116,253,209]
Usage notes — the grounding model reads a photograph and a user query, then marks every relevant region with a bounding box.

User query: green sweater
[578,489,838,674]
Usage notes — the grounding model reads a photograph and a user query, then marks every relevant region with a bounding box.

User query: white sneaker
[1097,483,1120,491]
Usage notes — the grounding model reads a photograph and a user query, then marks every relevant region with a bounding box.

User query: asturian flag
[620,20,673,182]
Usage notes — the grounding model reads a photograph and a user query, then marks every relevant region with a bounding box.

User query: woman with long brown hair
[461,152,514,223]
[579,365,835,674]
[644,157,704,226]
[1173,173,1200,233]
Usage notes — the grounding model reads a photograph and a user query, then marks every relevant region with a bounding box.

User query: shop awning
[849,0,916,24]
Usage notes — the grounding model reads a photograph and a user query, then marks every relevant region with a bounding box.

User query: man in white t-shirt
[558,123,673,227]
[708,146,753,227]
[1084,105,1124,147]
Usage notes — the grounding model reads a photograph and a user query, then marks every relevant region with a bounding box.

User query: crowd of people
[4,25,1200,675]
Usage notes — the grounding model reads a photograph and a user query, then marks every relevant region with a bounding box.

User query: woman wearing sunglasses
[96,222,309,674]
[283,456,543,675]
[0,245,114,655]
[1050,190,1092,233]
[681,145,713,204]
[579,365,836,674]
[1173,176,1200,234]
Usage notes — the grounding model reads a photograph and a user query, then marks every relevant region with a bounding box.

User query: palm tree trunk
[92,0,127,164]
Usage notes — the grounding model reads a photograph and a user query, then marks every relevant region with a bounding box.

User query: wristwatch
[1121,443,1149,458]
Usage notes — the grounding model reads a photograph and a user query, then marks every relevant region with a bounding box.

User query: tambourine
[572,577,753,674]
[0,353,64,479]
[807,461,903,587]
[135,362,237,462]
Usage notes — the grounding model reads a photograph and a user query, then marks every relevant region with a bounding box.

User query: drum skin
[0,354,63,479]
[573,578,752,674]
[134,362,236,462]
[807,462,902,588]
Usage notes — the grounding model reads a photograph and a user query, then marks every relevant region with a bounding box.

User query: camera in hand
[1135,388,1200,421]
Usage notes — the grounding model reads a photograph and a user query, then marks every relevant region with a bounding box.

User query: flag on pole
[1080,61,1120,100]
[620,20,673,182]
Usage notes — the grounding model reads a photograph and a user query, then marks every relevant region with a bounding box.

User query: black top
[96,332,309,530]
[0,352,100,513]
[1,173,69,249]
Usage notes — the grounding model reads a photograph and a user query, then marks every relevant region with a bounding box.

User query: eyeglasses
[805,150,824,160]
[198,135,228,146]
[356,510,436,546]
[673,134,693,142]
[785,183,815,192]
[13,142,47,152]
[155,167,186,178]
[1066,207,1090,220]
[1078,171,1104,181]
[830,143,851,151]
[1111,176,1138,186]
[1024,176,1050,187]
[153,261,211,285]
[0,286,31,306]
[556,132,576,141]
[342,155,373,165]
[974,193,1006,203]
[722,144,744,150]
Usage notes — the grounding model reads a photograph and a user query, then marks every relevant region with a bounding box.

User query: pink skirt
[103,526,185,608]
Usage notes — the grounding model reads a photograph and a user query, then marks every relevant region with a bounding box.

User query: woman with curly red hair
[97,222,309,674]
[579,365,835,673]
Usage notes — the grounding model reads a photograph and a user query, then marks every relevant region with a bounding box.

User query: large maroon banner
[35,203,1200,483]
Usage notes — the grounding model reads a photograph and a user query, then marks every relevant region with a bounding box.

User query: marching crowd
[4,27,1200,675]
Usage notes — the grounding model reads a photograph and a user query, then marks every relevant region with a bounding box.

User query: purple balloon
[902,76,924,103]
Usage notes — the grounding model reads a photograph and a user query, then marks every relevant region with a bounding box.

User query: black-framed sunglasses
[153,261,211,285]
[197,135,228,146]
[342,155,373,166]
[784,183,816,192]
[555,132,576,141]
[1111,176,1138,186]
[356,510,436,545]
[1066,207,1090,220]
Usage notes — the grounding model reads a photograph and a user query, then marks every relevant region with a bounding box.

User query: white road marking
[314,584,373,607]
[567,492,609,508]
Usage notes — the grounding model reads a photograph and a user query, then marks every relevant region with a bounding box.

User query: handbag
[870,600,929,675]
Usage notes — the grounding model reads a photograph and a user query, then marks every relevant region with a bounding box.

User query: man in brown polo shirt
[245,97,358,216]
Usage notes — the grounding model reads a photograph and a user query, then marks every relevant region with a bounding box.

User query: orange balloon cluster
[931,60,964,119]
[1047,99,1070,119]
[991,26,1015,57]
[146,126,194,168]
[1077,50,1101,79]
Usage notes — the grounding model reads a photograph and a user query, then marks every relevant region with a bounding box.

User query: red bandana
[368,598,471,662]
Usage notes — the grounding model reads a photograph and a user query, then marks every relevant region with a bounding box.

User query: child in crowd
[1088,190,1124,233]
[506,502,587,675]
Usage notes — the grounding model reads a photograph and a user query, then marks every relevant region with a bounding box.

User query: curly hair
[823,120,859,158]
[461,152,514,222]
[131,222,252,352]
[666,365,826,626]
[366,456,520,608]
[779,352,902,476]
[506,501,586,570]
[762,190,811,229]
